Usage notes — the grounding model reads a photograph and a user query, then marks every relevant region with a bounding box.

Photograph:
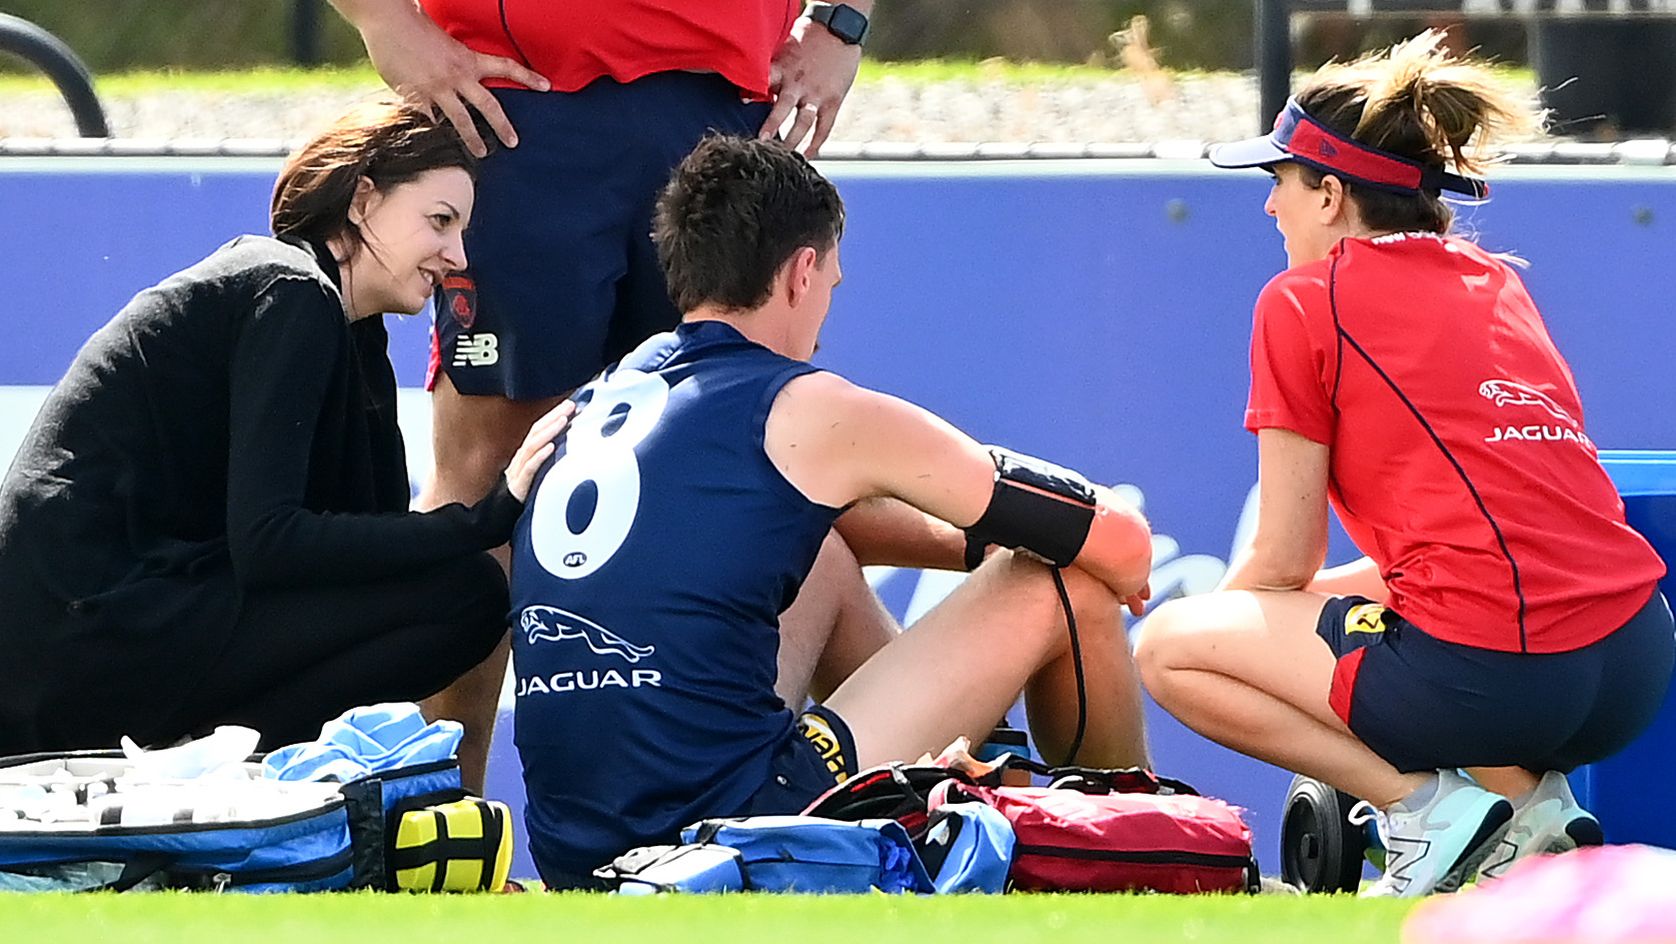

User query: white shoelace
[1347,800,1391,848]
[1348,799,1408,894]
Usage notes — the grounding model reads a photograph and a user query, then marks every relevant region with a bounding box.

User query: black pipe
[0,14,109,138]
[292,0,322,67]
[1255,0,1291,131]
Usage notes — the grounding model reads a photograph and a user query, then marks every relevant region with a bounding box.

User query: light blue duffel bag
[597,815,937,894]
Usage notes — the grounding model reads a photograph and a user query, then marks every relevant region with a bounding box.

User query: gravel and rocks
[0,73,1284,147]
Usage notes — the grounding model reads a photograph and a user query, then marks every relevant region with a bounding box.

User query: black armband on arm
[962,448,1097,570]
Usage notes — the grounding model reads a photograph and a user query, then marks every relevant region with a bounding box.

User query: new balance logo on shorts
[453,333,499,367]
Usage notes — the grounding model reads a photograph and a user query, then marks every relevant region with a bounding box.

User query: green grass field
[0,892,1418,943]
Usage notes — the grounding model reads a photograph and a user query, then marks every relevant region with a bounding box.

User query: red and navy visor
[1209,99,1489,199]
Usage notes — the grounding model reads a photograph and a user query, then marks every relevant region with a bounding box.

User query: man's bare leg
[417,372,564,793]
[827,552,1149,770]
[1025,572,1150,767]
[775,532,898,710]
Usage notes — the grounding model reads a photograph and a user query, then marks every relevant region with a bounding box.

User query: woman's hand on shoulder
[504,401,576,503]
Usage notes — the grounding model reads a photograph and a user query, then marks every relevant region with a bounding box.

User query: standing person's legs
[420,80,778,789]
[416,373,560,790]
[824,551,1149,770]
[419,86,666,790]
[160,554,507,751]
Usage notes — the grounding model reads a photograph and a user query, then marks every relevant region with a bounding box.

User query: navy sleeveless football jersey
[508,319,841,881]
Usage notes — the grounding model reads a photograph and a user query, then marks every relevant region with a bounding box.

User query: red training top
[1246,232,1664,654]
[420,0,801,99]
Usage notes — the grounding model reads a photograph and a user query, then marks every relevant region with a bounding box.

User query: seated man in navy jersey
[507,135,1156,887]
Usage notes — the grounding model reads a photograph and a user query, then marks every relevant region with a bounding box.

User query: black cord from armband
[1051,566,1088,766]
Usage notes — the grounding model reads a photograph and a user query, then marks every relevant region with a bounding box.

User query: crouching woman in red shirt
[1135,32,1673,898]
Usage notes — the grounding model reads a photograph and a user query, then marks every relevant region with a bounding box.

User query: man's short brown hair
[654,136,845,313]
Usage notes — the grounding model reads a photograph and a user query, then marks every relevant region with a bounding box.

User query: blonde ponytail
[1293,30,1545,233]
[1348,31,1542,175]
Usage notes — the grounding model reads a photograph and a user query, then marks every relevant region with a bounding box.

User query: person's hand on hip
[758,14,864,158]
[349,2,549,156]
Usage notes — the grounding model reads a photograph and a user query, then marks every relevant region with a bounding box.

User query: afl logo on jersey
[563,551,587,568]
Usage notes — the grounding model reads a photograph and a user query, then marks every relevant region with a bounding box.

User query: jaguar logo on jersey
[516,605,662,698]
[1478,378,1593,448]
[441,274,476,329]
[453,333,499,368]
[1478,379,1575,423]
[521,605,654,662]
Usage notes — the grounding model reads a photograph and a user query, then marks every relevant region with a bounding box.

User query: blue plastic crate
[1572,451,1676,847]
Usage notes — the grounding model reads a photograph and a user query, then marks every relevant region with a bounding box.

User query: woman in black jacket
[0,100,566,755]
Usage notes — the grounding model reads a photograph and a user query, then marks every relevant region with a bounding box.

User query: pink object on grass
[1404,845,1676,944]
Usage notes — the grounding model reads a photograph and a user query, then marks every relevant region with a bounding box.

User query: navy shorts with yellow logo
[1316,592,1673,774]
[741,704,859,816]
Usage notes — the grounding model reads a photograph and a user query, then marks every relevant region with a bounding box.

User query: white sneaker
[1352,769,1514,898]
[1478,771,1603,880]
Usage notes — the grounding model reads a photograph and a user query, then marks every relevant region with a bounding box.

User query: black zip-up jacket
[0,235,518,753]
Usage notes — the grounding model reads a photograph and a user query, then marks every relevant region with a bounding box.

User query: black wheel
[1279,775,1366,893]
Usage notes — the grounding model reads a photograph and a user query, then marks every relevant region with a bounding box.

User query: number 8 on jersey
[527,369,671,580]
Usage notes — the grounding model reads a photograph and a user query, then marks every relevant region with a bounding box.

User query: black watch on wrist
[807,2,870,47]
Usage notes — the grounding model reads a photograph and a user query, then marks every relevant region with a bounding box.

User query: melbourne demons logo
[1477,379,1575,424]
[441,274,476,329]
[519,605,655,663]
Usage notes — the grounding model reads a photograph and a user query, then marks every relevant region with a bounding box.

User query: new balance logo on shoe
[1357,770,1514,898]
[1479,771,1603,881]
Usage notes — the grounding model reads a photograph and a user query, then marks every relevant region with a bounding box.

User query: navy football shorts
[1316,589,1673,773]
[536,705,859,892]
[742,704,859,816]
[429,72,772,401]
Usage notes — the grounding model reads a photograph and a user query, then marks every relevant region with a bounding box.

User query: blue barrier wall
[4,157,1674,878]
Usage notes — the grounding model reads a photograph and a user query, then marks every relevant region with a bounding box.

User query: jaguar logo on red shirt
[1478,379,1575,424]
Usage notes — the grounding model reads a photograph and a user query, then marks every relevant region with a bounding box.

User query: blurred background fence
[20,0,1676,138]
[0,0,1534,73]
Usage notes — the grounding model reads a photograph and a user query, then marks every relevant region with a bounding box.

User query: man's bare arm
[835,497,967,570]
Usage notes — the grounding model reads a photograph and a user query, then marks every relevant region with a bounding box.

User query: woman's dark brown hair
[271,97,487,249]
[1294,31,1542,234]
